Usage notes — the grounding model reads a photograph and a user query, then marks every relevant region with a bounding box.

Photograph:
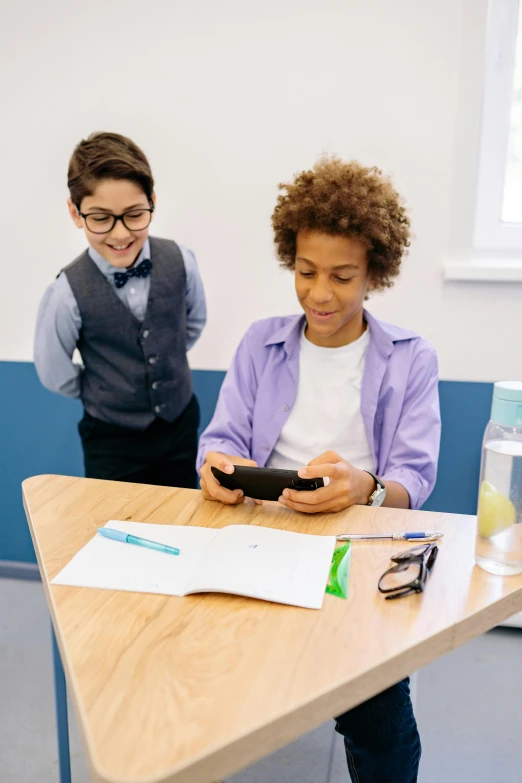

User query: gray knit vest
[64,237,193,430]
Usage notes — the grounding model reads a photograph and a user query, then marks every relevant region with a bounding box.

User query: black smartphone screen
[211,465,324,502]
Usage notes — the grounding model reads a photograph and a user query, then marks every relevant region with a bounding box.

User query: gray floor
[1,578,521,783]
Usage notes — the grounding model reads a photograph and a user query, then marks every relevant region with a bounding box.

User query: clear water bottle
[475,381,522,576]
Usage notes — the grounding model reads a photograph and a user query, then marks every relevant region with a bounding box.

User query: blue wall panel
[0,363,83,562]
[422,381,492,515]
[0,362,492,564]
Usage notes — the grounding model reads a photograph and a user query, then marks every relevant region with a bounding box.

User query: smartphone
[211,465,324,502]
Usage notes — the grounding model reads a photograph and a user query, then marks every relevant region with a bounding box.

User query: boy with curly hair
[198,156,440,782]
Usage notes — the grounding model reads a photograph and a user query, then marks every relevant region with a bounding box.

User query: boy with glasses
[34,132,206,488]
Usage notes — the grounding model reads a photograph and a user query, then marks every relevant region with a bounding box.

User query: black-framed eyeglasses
[378,543,438,600]
[76,205,154,234]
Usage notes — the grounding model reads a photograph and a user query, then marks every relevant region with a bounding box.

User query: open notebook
[52,521,337,609]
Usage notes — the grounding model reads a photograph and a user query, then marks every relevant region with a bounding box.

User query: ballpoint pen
[336,531,444,542]
[97,527,181,555]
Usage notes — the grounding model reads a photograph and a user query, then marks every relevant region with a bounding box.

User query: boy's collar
[364,310,420,357]
[88,238,151,276]
[264,309,419,358]
[264,316,304,357]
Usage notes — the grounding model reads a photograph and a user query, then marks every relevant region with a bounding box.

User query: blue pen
[336,531,443,542]
[97,527,181,555]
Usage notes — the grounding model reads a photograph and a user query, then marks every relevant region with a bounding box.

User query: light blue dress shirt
[34,239,207,399]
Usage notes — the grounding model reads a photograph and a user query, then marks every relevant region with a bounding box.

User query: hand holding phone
[199,452,263,506]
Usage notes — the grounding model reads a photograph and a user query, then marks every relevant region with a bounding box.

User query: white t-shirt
[267,326,375,472]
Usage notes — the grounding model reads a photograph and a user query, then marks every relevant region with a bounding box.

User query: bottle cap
[491,381,522,427]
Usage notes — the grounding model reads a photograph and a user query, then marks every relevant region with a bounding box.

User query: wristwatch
[364,470,386,507]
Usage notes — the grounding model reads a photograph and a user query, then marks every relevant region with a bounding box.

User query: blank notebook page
[187,524,335,609]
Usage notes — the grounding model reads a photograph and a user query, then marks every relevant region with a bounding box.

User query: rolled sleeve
[380,345,441,510]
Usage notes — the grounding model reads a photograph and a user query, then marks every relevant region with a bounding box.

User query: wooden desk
[23,474,522,783]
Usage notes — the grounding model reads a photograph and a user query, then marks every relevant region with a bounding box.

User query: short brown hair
[67,132,154,207]
[271,156,411,291]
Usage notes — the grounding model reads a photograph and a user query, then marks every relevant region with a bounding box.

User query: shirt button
[148,356,157,365]
[263,445,270,451]
[130,287,136,295]
[151,381,160,390]
[282,404,289,412]
[142,329,150,339]
[154,405,162,413]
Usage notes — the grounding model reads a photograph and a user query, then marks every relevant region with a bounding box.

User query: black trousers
[335,678,421,783]
[78,395,200,489]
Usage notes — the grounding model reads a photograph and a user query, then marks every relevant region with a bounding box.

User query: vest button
[148,356,157,365]
[154,405,162,414]
[142,329,150,339]
[151,381,160,390]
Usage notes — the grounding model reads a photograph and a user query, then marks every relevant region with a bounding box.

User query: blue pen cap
[98,527,128,542]
[491,381,522,427]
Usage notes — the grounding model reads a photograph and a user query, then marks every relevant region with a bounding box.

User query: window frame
[474,0,522,251]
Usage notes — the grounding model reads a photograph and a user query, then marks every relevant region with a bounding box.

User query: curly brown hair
[271,156,411,290]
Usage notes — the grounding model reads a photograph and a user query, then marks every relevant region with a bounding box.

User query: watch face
[370,487,386,507]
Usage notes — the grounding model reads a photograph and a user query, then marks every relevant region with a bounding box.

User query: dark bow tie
[114,258,152,289]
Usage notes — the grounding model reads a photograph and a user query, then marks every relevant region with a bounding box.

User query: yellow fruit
[477,481,516,538]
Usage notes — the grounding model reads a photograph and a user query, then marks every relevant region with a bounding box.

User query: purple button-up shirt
[197,310,441,510]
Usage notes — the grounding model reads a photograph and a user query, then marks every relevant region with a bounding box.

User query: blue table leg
[51,624,72,783]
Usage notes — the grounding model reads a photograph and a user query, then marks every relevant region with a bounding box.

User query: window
[474,0,522,251]
[444,0,522,281]
[502,4,522,223]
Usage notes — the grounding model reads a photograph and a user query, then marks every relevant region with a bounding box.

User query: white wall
[1,0,519,381]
